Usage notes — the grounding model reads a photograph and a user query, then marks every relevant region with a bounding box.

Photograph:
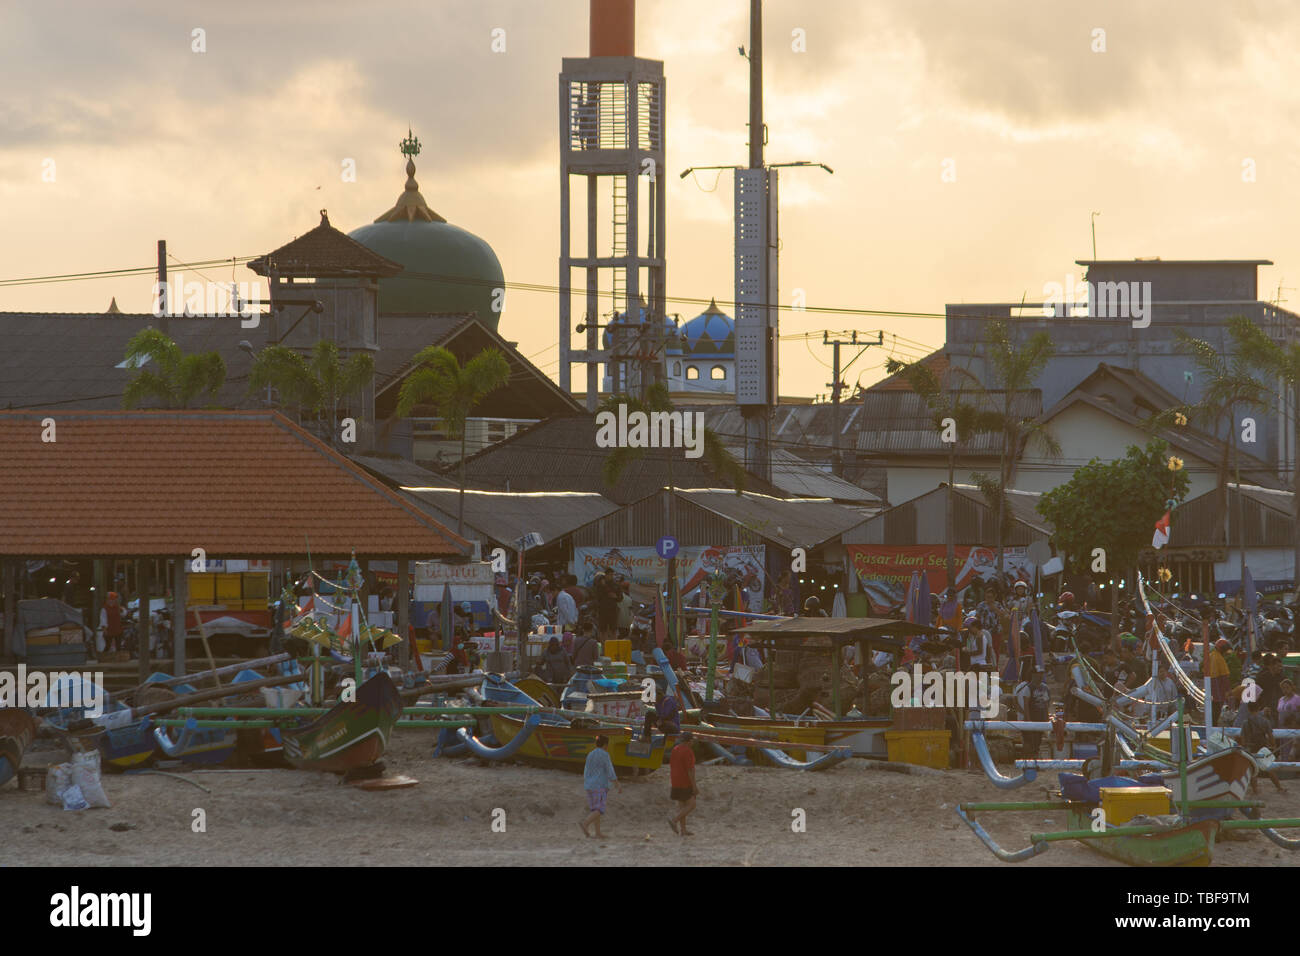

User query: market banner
[846,545,1035,614]
[572,545,766,606]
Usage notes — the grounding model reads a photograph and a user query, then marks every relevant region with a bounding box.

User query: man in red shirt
[667,730,698,836]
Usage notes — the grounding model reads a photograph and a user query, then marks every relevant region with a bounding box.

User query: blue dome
[681,300,734,356]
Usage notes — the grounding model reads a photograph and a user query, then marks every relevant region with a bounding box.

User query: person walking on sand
[667,730,699,836]
[580,735,621,838]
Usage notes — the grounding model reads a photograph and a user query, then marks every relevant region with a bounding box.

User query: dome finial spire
[373,127,446,224]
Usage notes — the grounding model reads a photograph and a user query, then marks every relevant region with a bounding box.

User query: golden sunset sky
[2,0,1296,396]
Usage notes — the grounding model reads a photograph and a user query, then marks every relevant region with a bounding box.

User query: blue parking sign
[655,536,679,559]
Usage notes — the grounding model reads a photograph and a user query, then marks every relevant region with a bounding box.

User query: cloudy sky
[3,0,1298,396]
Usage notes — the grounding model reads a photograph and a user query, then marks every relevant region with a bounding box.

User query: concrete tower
[559,0,668,408]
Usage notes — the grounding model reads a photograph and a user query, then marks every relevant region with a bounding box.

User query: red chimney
[590,0,635,57]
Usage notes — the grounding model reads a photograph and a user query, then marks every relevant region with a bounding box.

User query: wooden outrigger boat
[281,671,403,773]
[698,711,892,759]
[960,702,1300,865]
[0,709,36,788]
[457,674,669,775]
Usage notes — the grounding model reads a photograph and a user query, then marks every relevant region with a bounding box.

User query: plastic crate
[884,729,951,769]
[1100,785,1171,824]
[215,573,243,601]
[188,573,216,604]
[604,639,632,664]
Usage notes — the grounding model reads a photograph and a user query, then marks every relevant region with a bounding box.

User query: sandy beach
[4,735,1299,867]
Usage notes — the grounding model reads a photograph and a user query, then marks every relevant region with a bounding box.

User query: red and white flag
[1152,511,1171,549]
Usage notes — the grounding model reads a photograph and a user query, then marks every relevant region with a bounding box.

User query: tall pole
[829,337,842,476]
[156,239,169,336]
[749,0,763,170]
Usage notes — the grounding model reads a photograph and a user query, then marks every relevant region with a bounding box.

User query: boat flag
[1243,566,1257,654]
[1030,604,1044,671]
[1152,511,1171,549]
[1002,608,1021,685]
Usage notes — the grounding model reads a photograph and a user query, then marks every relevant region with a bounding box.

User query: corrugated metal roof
[726,447,881,504]
[855,390,1039,456]
[845,483,1052,546]
[569,488,872,551]
[453,415,786,505]
[676,490,872,549]
[353,453,618,545]
[1167,484,1294,548]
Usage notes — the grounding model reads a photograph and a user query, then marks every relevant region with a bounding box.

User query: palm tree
[1149,327,1268,564]
[122,328,226,409]
[1228,315,1300,591]
[883,355,1003,586]
[248,340,374,446]
[396,346,511,535]
[979,321,1062,581]
[599,382,746,494]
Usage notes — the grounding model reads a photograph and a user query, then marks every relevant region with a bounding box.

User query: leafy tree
[884,355,1003,586]
[976,322,1061,581]
[1223,315,1300,586]
[1037,439,1191,643]
[598,381,745,494]
[122,328,226,409]
[396,346,511,535]
[248,340,374,446]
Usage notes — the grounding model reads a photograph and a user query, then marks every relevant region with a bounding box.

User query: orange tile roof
[0,411,468,558]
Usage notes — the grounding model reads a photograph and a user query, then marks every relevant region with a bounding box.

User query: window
[672,362,681,377]
[686,366,699,380]
[711,365,726,380]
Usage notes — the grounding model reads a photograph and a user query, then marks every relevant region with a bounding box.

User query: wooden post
[397,557,411,670]
[2,560,15,662]
[172,557,187,676]
[137,559,151,683]
[831,642,841,718]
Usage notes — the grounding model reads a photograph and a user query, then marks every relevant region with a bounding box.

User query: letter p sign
[655,536,679,560]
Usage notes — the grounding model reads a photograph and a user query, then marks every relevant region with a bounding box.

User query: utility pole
[156,239,169,336]
[822,330,882,476]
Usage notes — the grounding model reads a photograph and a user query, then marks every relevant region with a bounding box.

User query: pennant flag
[654,589,668,648]
[1152,511,1171,549]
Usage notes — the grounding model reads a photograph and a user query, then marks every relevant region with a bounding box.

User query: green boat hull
[1065,805,1217,866]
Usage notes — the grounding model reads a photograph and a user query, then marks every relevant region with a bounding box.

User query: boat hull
[1159,748,1257,804]
[488,712,667,774]
[699,713,891,758]
[0,710,36,787]
[281,672,402,773]
[1065,806,1218,866]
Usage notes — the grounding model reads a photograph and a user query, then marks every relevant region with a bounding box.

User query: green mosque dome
[348,132,504,328]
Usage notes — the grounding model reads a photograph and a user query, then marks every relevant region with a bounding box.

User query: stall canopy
[735,616,936,650]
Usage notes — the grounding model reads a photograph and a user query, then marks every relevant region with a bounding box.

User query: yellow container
[242,598,267,611]
[605,639,632,664]
[415,639,434,655]
[1100,786,1171,824]
[215,573,242,602]
[884,730,951,769]
[188,573,215,604]
[241,573,268,601]
[1146,728,1198,756]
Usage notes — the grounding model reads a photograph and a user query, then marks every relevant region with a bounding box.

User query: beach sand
[4,735,1299,866]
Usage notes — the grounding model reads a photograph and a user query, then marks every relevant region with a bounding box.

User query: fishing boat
[280,671,403,773]
[698,710,892,759]
[0,709,36,787]
[40,674,156,770]
[151,669,269,765]
[458,674,669,775]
